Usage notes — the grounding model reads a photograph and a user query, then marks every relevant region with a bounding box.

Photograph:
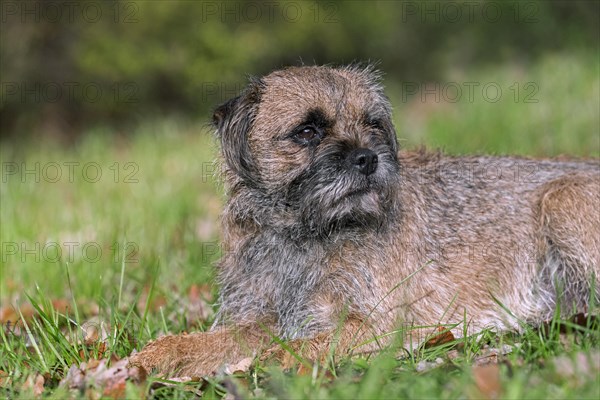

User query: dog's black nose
[347,148,378,176]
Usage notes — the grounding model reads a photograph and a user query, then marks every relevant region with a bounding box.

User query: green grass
[393,51,600,157]
[1,52,599,398]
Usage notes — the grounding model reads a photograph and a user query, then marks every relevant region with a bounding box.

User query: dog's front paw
[128,335,186,376]
[129,333,224,377]
[128,329,262,378]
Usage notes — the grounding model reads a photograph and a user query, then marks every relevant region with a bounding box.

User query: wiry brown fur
[130,65,600,377]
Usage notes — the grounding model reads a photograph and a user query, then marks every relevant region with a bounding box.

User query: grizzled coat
[131,65,600,377]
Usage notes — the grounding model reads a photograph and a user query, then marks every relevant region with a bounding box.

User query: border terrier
[130,65,600,377]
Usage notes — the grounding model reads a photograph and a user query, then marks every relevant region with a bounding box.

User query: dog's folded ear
[212,79,263,186]
[212,77,263,132]
[212,96,239,132]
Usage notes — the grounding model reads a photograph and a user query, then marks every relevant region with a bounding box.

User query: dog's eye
[292,126,322,145]
[297,127,317,141]
[366,118,385,132]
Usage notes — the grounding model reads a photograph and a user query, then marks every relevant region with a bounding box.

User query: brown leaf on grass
[102,379,126,399]
[539,313,598,335]
[22,373,45,397]
[0,370,10,386]
[472,364,502,400]
[189,283,215,304]
[136,285,168,314]
[223,357,253,375]
[0,304,32,325]
[78,341,107,360]
[50,299,71,315]
[62,364,86,391]
[185,284,215,325]
[81,317,110,344]
[60,357,146,395]
[424,326,456,349]
[0,299,71,325]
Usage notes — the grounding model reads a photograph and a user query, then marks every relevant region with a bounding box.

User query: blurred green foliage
[0,0,598,140]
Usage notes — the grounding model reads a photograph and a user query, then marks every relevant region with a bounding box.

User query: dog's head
[213,65,400,236]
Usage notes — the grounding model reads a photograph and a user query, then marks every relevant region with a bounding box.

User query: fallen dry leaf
[102,379,126,399]
[0,299,70,325]
[424,326,456,349]
[223,357,253,375]
[540,313,598,335]
[186,284,214,324]
[78,341,107,360]
[0,370,10,386]
[60,357,145,394]
[472,364,501,400]
[81,317,110,344]
[136,286,168,314]
[62,364,86,391]
[189,283,214,303]
[22,373,45,397]
[0,304,33,325]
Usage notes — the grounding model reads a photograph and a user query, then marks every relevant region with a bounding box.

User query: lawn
[1,53,599,398]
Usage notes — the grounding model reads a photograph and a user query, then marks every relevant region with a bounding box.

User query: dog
[130,64,600,377]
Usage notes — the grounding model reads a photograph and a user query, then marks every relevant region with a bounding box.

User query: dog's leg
[539,174,600,315]
[128,325,270,377]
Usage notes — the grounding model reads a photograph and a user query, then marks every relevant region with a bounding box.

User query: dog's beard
[286,143,399,237]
